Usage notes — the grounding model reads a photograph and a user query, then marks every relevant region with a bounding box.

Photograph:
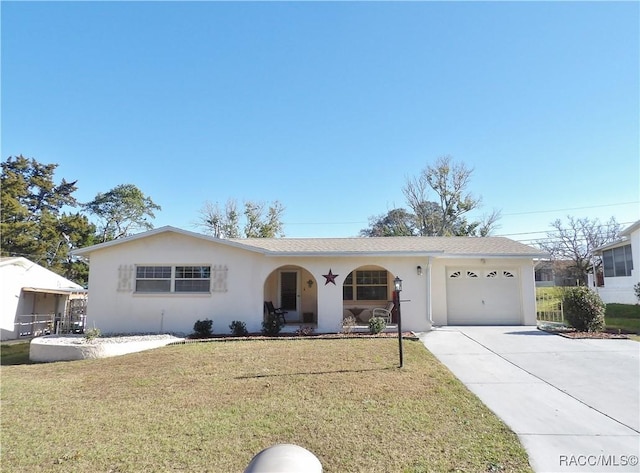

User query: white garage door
[446,268,522,325]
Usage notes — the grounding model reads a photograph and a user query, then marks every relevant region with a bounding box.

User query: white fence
[536,291,564,324]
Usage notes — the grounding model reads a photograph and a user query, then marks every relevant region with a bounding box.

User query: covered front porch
[263,264,400,333]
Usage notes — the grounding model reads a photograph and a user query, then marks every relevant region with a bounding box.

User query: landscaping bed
[538,323,631,339]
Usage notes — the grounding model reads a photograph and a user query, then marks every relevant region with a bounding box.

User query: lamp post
[394,276,403,368]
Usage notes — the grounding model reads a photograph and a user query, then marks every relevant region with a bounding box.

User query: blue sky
[2,1,638,243]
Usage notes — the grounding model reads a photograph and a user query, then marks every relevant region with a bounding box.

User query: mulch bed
[539,326,630,339]
[186,331,418,343]
[556,331,629,339]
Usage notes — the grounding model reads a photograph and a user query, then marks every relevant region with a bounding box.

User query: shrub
[562,287,605,332]
[192,319,213,338]
[296,325,315,336]
[368,316,386,335]
[84,327,101,342]
[634,282,640,304]
[342,315,356,334]
[261,313,283,336]
[229,320,248,337]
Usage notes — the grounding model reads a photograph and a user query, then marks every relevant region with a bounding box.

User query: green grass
[0,341,32,366]
[606,303,640,319]
[535,287,563,307]
[1,339,533,472]
[605,304,640,336]
[536,287,564,322]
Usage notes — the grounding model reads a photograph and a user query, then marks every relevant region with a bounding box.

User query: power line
[282,202,639,227]
[502,201,639,216]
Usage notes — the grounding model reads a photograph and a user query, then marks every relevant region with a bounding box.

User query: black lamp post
[394,276,403,368]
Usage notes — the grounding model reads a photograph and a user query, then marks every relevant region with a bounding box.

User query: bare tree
[197,199,284,238]
[536,216,621,285]
[244,200,285,238]
[401,155,499,236]
[197,199,240,238]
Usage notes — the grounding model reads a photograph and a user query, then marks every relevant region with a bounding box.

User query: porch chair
[264,301,287,324]
[372,301,394,324]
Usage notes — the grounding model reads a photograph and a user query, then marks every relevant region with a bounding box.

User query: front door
[279,270,300,321]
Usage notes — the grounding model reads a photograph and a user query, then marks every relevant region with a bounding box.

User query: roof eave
[592,237,630,254]
[437,252,549,259]
[261,250,446,257]
[71,226,269,257]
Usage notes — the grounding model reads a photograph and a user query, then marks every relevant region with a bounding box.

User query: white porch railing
[16,314,55,338]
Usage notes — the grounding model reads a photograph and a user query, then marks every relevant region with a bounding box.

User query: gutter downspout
[426,257,433,330]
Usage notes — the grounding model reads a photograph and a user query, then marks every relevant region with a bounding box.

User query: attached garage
[446,267,522,325]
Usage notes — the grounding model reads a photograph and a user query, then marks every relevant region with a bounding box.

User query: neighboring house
[1,257,86,341]
[591,220,640,304]
[535,260,581,287]
[71,226,547,335]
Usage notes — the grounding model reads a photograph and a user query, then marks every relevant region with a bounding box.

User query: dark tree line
[2,155,287,286]
[1,156,161,286]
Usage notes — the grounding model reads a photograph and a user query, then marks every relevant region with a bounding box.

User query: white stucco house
[71,226,547,335]
[591,220,639,304]
[1,257,86,341]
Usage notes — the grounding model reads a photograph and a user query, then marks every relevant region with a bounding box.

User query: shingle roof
[71,226,547,258]
[228,235,545,257]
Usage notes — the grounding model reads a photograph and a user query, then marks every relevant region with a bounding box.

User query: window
[343,270,388,301]
[603,245,633,277]
[135,265,211,293]
[136,266,171,292]
[175,266,211,292]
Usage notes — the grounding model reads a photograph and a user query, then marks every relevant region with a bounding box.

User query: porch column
[426,257,433,329]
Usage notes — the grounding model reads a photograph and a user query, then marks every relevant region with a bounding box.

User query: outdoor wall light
[417,265,422,276]
[307,279,314,288]
[394,276,403,292]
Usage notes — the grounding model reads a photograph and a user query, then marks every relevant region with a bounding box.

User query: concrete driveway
[418,326,640,473]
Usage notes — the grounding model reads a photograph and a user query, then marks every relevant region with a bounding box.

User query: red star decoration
[323,269,339,285]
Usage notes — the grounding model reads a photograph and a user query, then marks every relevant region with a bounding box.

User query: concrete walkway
[418,326,640,473]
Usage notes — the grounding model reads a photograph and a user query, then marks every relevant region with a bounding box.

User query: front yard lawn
[606,304,640,340]
[1,338,532,472]
[0,341,31,366]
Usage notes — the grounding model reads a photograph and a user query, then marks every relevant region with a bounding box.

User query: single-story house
[0,257,87,341]
[591,220,639,304]
[71,226,547,335]
[534,259,578,287]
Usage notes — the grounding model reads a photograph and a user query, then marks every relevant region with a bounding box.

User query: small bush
[84,327,101,342]
[229,320,248,337]
[296,325,315,336]
[192,319,213,338]
[342,315,356,334]
[261,313,283,336]
[562,287,605,332]
[634,282,640,304]
[368,316,386,335]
